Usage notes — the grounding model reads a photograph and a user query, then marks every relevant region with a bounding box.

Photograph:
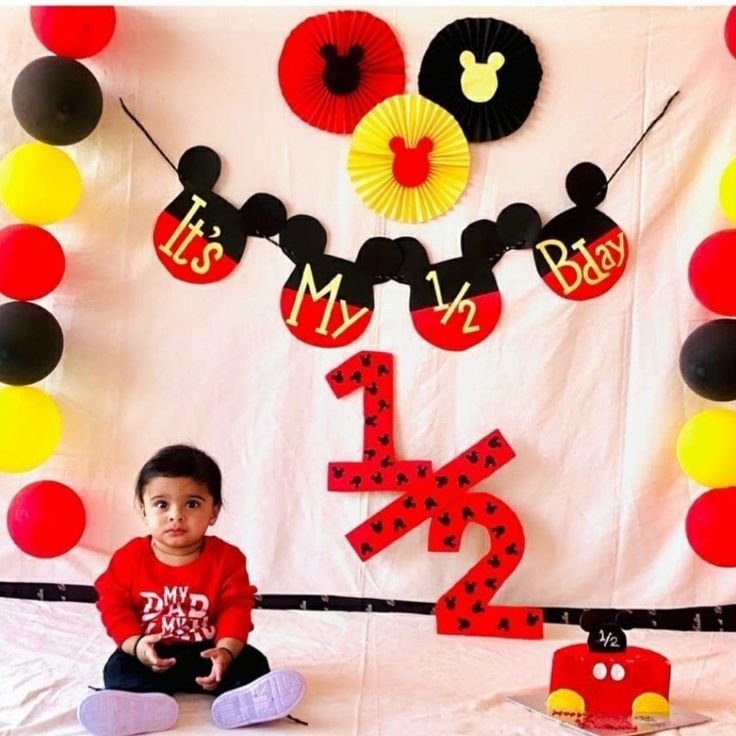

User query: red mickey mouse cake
[546,613,670,728]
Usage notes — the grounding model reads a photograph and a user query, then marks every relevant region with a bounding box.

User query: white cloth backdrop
[0,5,734,615]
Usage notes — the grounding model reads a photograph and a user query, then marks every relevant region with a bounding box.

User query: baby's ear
[178,146,221,191]
[320,43,338,62]
[356,237,404,284]
[240,194,287,237]
[393,237,430,283]
[278,215,327,264]
[459,50,475,69]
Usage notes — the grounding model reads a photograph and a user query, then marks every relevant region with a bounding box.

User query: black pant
[103,641,270,697]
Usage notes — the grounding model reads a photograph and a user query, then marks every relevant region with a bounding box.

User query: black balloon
[679,319,736,401]
[0,301,64,386]
[12,56,103,145]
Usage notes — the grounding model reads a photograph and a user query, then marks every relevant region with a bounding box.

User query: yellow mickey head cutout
[459,50,505,103]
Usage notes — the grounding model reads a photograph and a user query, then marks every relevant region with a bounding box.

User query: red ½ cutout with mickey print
[326,351,543,639]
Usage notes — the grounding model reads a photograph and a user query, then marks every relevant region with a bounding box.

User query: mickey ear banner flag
[418,17,543,143]
[153,145,286,284]
[278,215,403,347]
[278,10,406,135]
[532,162,628,301]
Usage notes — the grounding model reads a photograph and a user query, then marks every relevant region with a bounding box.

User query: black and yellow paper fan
[418,17,542,143]
[347,94,470,223]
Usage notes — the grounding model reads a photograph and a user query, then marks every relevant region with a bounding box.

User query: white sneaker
[211,670,306,729]
[77,690,178,736]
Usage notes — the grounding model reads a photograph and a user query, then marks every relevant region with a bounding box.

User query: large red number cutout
[327,351,543,639]
[429,492,542,638]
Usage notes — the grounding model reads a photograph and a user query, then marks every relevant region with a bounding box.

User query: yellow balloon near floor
[677,409,736,487]
[0,386,62,472]
[0,142,82,225]
[719,158,736,221]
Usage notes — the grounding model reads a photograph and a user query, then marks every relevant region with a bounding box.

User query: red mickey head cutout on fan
[392,211,527,351]
[153,146,286,284]
[278,215,404,348]
[531,163,629,301]
[279,10,406,134]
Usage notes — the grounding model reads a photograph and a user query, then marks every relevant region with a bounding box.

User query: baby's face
[140,476,219,553]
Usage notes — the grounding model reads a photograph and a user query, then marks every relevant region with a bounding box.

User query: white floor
[1,599,735,735]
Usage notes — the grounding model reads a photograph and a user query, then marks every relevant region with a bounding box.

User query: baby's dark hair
[135,444,222,506]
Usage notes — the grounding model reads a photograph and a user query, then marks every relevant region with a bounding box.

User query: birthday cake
[546,613,671,726]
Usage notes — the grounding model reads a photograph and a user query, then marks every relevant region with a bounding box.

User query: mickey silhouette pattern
[153,146,286,284]
[321,44,364,95]
[326,352,541,639]
[279,216,404,348]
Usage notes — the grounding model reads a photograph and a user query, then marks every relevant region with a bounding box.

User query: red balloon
[0,224,65,300]
[30,6,116,59]
[688,230,736,315]
[726,7,736,59]
[686,487,736,567]
[7,480,86,558]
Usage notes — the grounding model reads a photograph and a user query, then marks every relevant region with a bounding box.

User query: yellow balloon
[0,142,82,225]
[719,159,736,221]
[677,409,736,487]
[0,386,62,472]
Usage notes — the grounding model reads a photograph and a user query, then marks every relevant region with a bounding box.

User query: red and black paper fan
[279,10,406,134]
[418,17,542,143]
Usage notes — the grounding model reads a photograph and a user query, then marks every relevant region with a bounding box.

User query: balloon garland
[0,6,115,557]
[678,8,736,567]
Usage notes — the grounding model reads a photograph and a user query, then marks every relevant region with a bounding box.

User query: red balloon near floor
[30,6,116,59]
[688,230,736,316]
[7,480,86,558]
[0,224,65,300]
[686,487,736,567]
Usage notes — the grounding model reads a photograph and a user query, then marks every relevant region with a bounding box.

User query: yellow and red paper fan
[278,10,405,135]
[347,94,470,223]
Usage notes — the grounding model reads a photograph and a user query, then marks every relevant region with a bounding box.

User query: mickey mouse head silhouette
[278,215,404,347]
[580,610,633,653]
[531,162,629,300]
[459,50,505,103]
[321,44,364,96]
[393,218,515,351]
[153,146,286,284]
[389,136,434,188]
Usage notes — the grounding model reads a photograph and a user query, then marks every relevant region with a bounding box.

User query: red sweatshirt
[95,535,257,647]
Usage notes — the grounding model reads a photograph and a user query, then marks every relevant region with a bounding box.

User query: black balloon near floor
[679,319,736,401]
[0,301,64,386]
[12,56,103,145]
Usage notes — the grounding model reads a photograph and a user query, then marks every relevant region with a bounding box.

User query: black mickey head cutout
[153,146,286,284]
[321,44,364,95]
[580,610,632,653]
[279,215,404,347]
[393,220,508,351]
[531,163,629,301]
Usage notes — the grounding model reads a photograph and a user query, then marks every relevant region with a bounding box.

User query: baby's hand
[135,633,177,673]
[195,647,233,691]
